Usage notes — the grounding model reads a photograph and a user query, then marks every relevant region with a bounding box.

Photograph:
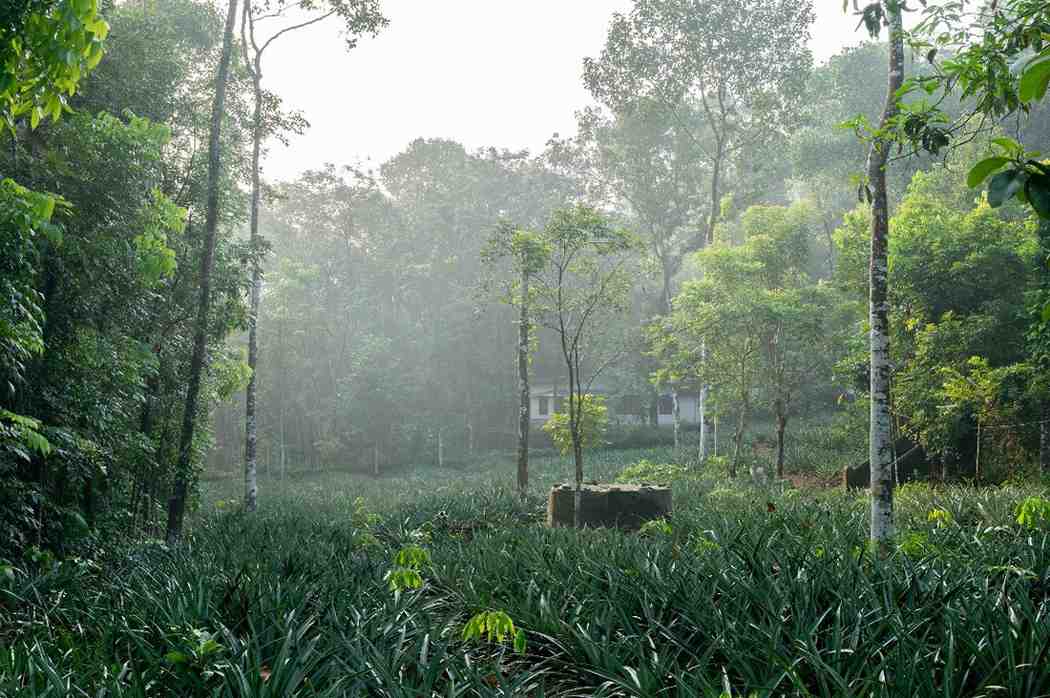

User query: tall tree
[239,0,385,513]
[583,0,813,248]
[652,202,845,480]
[531,206,637,528]
[854,0,906,549]
[482,224,550,500]
[583,0,813,456]
[652,249,764,479]
[166,0,239,545]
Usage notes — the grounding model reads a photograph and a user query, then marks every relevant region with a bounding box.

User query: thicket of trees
[2,0,1050,555]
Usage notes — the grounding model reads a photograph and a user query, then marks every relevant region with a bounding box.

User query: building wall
[528,387,700,425]
[656,394,699,426]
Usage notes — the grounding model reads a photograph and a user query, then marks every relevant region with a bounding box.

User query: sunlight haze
[262,2,866,180]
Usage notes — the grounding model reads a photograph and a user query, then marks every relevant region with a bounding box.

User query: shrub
[615,459,692,485]
[1015,496,1050,529]
[542,394,609,456]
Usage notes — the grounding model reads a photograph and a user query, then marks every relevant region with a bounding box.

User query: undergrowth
[2,451,1049,696]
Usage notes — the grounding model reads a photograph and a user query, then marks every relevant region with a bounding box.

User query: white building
[529,383,699,426]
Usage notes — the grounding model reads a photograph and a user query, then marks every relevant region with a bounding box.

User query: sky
[261,2,868,181]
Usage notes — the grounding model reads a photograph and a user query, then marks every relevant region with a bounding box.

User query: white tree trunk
[1040,405,1049,476]
[517,267,530,500]
[672,388,680,454]
[712,413,718,457]
[699,342,708,461]
[243,0,262,514]
[868,0,904,549]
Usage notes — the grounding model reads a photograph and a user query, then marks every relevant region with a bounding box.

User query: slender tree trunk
[569,350,583,529]
[165,0,239,546]
[821,215,836,277]
[974,418,981,484]
[696,398,705,463]
[661,261,685,459]
[1036,219,1050,475]
[867,0,904,550]
[517,268,530,500]
[731,408,745,479]
[671,388,680,453]
[712,414,718,457]
[775,411,787,480]
[697,342,707,462]
[706,137,725,246]
[243,0,262,514]
[1040,405,1050,476]
[279,325,287,481]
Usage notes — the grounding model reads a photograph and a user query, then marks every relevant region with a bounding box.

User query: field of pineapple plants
[2,447,1049,697]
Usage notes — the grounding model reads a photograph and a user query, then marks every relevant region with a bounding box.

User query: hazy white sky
[260,2,868,180]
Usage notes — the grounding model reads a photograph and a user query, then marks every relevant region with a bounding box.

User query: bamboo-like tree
[239,0,386,512]
[166,0,240,546]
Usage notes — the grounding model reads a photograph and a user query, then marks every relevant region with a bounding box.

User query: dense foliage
[0,0,254,557]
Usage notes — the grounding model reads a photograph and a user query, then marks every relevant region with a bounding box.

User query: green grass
[2,450,1050,696]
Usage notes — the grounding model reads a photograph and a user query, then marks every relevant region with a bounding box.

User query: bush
[615,459,693,485]
[605,424,676,449]
[542,394,608,456]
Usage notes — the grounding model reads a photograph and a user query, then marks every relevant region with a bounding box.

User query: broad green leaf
[86,47,104,70]
[987,169,1026,207]
[1026,175,1050,219]
[991,137,1023,156]
[967,157,1009,188]
[1042,302,1050,323]
[1019,57,1050,103]
[32,194,55,221]
[23,429,52,456]
[164,651,189,665]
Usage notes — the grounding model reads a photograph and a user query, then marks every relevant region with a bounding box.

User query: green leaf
[32,194,55,221]
[164,651,189,665]
[22,429,51,457]
[86,47,104,70]
[987,169,1026,207]
[1042,302,1050,323]
[967,157,1010,188]
[991,137,1023,156]
[1019,57,1050,103]
[513,628,527,655]
[1026,174,1050,219]
[1030,160,1050,177]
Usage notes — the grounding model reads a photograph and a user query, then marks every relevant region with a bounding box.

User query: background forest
[4,0,1050,569]
[3,0,1050,695]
